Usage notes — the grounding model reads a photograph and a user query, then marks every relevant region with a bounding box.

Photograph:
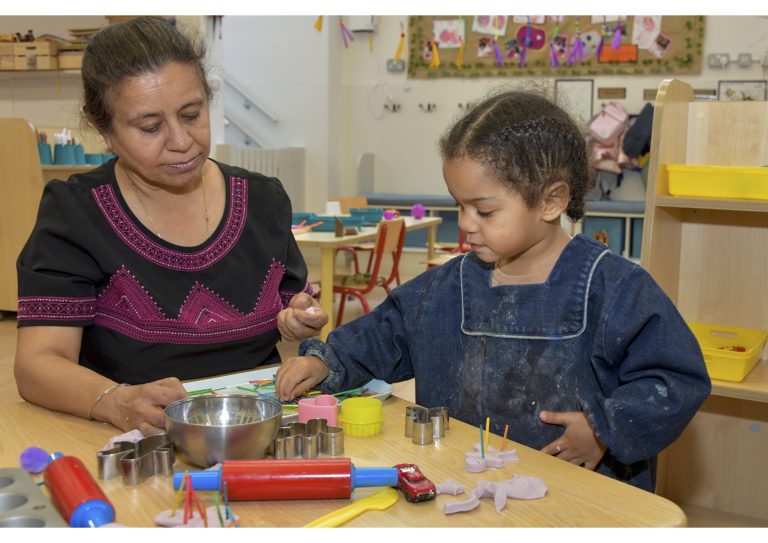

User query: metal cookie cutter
[405,405,450,445]
[97,433,175,485]
[272,419,344,459]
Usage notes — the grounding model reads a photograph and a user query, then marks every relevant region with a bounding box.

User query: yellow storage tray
[688,322,768,382]
[667,165,768,200]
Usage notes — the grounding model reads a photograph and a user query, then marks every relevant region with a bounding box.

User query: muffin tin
[0,468,67,527]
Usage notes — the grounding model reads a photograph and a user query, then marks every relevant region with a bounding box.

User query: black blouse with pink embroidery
[17,159,313,384]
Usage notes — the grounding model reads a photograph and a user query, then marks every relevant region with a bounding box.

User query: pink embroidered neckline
[94,263,287,344]
[92,176,248,271]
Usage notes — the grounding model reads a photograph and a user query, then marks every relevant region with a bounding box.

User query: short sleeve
[258,176,311,306]
[16,181,101,326]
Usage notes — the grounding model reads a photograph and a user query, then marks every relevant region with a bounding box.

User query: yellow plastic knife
[304,487,399,528]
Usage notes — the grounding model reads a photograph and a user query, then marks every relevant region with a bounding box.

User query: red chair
[333,218,406,327]
[332,196,374,274]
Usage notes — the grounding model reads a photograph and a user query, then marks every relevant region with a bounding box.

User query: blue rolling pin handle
[70,499,115,528]
[173,469,222,491]
[351,466,399,490]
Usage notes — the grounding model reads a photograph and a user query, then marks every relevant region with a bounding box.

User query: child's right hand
[275,356,329,401]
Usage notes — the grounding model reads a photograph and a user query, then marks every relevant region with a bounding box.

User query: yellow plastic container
[338,397,383,437]
[666,165,768,200]
[688,322,768,382]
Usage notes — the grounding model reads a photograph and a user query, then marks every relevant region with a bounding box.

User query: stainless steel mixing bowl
[164,394,282,468]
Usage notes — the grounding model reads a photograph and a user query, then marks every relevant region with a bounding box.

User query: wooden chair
[330,195,368,214]
[331,195,376,275]
[333,218,405,327]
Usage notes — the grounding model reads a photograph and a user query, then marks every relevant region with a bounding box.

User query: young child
[276,90,711,492]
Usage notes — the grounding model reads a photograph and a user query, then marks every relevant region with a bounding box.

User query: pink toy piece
[464,455,487,473]
[298,394,339,426]
[464,443,519,472]
[443,476,548,516]
[435,479,465,495]
[444,493,481,515]
[100,429,146,452]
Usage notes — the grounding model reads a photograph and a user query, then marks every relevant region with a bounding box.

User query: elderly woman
[14,17,326,435]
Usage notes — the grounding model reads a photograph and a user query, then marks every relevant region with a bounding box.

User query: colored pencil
[170,470,188,517]
[223,481,231,520]
[212,491,224,527]
[501,424,509,451]
[484,417,490,453]
[479,425,485,458]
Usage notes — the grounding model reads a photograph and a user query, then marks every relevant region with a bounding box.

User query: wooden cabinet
[641,79,768,526]
[0,119,45,312]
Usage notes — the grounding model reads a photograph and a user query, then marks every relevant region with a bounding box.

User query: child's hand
[277,293,328,342]
[275,356,329,401]
[538,410,607,470]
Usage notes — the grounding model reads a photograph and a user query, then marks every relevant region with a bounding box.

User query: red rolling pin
[174,457,398,500]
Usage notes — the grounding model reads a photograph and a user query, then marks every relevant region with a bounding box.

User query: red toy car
[394,463,436,503]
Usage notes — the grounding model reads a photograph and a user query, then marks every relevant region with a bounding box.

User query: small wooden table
[0,395,686,527]
[294,216,442,339]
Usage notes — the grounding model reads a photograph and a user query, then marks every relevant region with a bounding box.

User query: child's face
[443,157,549,264]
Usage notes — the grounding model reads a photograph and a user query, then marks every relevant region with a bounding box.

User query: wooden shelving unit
[0,69,81,80]
[0,119,45,312]
[641,79,768,526]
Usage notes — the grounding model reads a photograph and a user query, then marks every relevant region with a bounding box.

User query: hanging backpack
[588,102,629,145]
[622,102,655,158]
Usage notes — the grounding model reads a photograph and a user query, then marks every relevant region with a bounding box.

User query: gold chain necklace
[130,171,209,241]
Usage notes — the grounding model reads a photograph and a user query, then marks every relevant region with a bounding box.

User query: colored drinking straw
[501,424,509,451]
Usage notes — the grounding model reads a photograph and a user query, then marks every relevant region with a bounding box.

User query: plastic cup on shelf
[37,143,52,165]
[84,153,102,165]
[53,144,75,165]
[73,144,86,165]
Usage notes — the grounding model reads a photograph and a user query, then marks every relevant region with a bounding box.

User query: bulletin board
[408,16,705,78]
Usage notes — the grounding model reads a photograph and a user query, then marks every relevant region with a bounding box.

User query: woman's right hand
[108,377,188,435]
[275,356,329,401]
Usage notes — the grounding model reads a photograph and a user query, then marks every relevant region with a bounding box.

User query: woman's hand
[277,293,328,341]
[274,356,329,401]
[539,410,607,470]
[109,377,189,435]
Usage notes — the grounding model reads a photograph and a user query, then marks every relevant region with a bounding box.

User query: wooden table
[294,216,442,339]
[0,396,686,527]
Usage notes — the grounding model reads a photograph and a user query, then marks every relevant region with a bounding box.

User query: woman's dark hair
[81,17,211,133]
[439,90,595,221]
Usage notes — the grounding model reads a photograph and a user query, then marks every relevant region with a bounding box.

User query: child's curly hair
[439,90,595,221]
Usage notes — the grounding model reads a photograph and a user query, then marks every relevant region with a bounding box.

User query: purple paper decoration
[493,39,503,66]
[611,23,622,50]
[339,20,354,48]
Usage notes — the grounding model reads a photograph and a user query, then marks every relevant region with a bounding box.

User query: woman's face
[102,62,210,190]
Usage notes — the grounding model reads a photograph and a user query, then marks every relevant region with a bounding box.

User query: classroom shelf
[655,195,768,213]
[710,358,768,403]
[0,69,81,80]
[641,79,768,524]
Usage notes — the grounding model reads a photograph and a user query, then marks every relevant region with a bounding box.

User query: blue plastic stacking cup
[74,144,86,165]
[38,143,53,165]
[53,144,75,165]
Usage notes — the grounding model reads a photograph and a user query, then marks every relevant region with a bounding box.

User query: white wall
[219,16,341,214]
[337,16,768,197]
[3,15,768,207]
